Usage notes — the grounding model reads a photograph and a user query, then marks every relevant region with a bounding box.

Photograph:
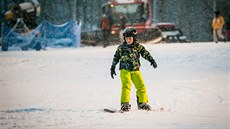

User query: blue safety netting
[2,20,81,50]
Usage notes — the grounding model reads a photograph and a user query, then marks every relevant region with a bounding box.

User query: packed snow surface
[0,42,230,129]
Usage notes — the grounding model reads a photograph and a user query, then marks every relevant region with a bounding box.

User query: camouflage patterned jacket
[111,41,155,71]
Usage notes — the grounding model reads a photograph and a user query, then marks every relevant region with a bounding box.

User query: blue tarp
[2,20,81,50]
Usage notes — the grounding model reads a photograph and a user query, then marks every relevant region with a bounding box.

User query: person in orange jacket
[212,11,226,43]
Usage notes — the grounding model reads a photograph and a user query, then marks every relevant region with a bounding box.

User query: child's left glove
[150,59,157,68]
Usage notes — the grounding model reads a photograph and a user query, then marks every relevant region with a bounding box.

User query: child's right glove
[150,59,157,68]
[110,66,116,79]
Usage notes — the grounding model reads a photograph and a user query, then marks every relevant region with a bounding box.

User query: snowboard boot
[136,96,151,111]
[137,102,151,111]
[120,102,131,112]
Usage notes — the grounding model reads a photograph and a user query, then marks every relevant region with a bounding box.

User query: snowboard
[103,107,169,113]
[103,108,124,113]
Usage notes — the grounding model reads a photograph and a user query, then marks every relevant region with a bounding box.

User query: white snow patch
[0,42,230,129]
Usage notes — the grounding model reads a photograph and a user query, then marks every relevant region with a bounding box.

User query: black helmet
[123,27,137,37]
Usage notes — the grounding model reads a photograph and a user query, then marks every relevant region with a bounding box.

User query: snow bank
[0,42,229,129]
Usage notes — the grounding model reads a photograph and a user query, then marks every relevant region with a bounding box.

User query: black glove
[110,66,116,79]
[150,59,157,68]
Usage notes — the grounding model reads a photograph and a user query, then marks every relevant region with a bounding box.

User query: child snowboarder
[110,27,157,112]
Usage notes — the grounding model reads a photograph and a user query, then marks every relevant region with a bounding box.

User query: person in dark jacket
[101,14,110,47]
[110,27,157,112]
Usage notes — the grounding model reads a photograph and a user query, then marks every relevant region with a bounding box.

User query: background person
[212,11,226,43]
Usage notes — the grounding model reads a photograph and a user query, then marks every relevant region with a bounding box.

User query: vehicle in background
[226,15,230,41]
[226,30,230,41]
[81,0,162,45]
[155,23,189,43]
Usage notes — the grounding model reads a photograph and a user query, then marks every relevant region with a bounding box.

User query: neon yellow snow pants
[120,69,148,103]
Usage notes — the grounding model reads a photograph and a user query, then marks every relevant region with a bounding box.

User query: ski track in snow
[0,42,230,129]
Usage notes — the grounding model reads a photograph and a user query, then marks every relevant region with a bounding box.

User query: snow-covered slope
[0,42,229,129]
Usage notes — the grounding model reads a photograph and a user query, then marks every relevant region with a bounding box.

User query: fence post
[1,22,3,46]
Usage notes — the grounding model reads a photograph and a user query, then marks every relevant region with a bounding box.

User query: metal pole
[153,0,157,24]
[213,0,216,12]
[73,0,76,21]
[1,22,3,46]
